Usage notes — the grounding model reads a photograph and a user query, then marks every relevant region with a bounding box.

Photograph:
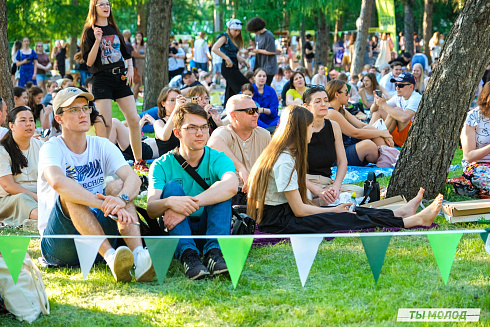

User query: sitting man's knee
[106,179,124,196]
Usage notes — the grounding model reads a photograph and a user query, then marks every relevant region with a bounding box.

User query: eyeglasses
[395,83,410,89]
[96,2,111,8]
[337,90,348,94]
[182,124,209,134]
[234,107,259,115]
[62,105,93,115]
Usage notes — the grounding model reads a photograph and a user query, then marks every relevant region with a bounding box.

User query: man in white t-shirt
[371,72,422,147]
[0,98,8,139]
[208,94,271,202]
[379,61,403,96]
[38,87,155,283]
[194,31,211,72]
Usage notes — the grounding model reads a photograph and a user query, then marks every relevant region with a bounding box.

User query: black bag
[172,148,256,235]
[360,172,380,205]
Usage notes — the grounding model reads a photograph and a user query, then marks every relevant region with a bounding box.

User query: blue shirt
[138,106,159,133]
[252,84,279,128]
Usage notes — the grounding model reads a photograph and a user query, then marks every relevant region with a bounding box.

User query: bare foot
[394,187,425,218]
[414,194,443,227]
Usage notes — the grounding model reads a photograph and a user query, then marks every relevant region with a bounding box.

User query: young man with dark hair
[379,61,403,96]
[147,103,238,280]
[246,17,278,85]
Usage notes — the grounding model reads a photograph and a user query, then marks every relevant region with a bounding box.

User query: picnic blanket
[331,164,394,184]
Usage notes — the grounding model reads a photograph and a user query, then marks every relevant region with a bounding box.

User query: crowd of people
[2,0,490,283]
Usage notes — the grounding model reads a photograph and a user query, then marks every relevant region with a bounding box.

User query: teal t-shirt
[149,146,235,217]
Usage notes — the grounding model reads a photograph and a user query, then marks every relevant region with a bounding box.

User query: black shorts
[92,71,133,101]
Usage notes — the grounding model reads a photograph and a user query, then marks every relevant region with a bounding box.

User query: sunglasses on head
[234,107,259,115]
[395,83,410,89]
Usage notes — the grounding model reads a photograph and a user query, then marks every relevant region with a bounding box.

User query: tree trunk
[423,0,433,63]
[333,15,342,44]
[315,11,329,73]
[137,0,147,35]
[300,18,306,68]
[0,0,13,115]
[143,0,171,111]
[404,0,415,55]
[387,0,490,199]
[350,0,372,76]
[69,0,78,72]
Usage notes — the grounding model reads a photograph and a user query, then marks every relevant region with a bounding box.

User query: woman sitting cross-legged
[247,105,443,234]
[0,106,43,227]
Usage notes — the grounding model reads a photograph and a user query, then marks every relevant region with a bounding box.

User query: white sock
[104,248,116,263]
[133,245,143,263]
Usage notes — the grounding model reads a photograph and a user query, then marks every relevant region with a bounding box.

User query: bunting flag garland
[480,228,490,255]
[0,236,31,284]
[360,235,392,283]
[290,236,323,287]
[218,237,253,289]
[144,238,179,284]
[74,237,105,280]
[427,233,463,285]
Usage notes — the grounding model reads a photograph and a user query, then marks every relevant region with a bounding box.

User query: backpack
[0,254,50,323]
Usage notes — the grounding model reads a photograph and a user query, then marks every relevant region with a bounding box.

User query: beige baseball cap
[53,87,94,113]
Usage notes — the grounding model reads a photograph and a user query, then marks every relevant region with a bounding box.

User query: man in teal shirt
[147,103,238,280]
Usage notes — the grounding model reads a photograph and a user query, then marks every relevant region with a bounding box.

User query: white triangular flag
[74,237,105,280]
[486,234,490,255]
[290,236,323,287]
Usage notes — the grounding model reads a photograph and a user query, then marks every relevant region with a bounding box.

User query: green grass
[2,104,489,325]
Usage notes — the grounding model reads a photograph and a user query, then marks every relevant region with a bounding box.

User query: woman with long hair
[16,37,38,88]
[34,42,52,94]
[247,105,443,234]
[0,106,43,227]
[286,71,309,106]
[326,79,392,166]
[429,32,441,61]
[358,73,391,109]
[412,63,429,94]
[212,18,250,104]
[252,68,279,131]
[75,0,148,172]
[132,31,146,101]
[27,86,50,124]
[461,82,490,193]
[302,87,364,205]
[271,67,287,101]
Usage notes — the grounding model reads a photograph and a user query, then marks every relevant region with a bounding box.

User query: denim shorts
[36,74,48,81]
[41,197,118,267]
[92,71,133,101]
[345,143,368,166]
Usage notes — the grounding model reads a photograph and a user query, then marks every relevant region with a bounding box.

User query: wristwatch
[117,194,130,204]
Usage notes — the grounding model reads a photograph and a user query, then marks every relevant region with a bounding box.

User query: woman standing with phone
[212,19,250,105]
[76,0,148,172]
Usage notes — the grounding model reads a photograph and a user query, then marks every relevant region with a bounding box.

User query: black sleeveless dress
[307,119,337,178]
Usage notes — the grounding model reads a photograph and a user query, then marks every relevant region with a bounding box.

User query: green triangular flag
[481,229,490,256]
[218,237,253,289]
[0,236,31,284]
[427,233,463,285]
[144,238,179,284]
[481,231,488,245]
[360,235,392,283]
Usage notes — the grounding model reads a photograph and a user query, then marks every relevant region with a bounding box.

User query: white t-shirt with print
[37,135,127,234]
[462,107,490,169]
[386,90,422,119]
[264,151,299,205]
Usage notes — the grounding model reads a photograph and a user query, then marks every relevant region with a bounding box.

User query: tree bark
[423,0,433,63]
[300,18,306,68]
[315,11,329,73]
[137,0,147,35]
[350,0,372,76]
[0,0,13,116]
[143,0,171,111]
[387,0,490,199]
[69,0,79,72]
[404,0,415,55]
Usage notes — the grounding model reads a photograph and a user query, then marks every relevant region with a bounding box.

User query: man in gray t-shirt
[246,17,278,85]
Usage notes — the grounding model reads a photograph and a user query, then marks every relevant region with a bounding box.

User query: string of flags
[0,229,489,288]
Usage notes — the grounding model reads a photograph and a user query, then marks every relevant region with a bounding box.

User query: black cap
[390,72,416,84]
[181,70,192,77]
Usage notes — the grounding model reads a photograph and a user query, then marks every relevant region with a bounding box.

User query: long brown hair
[326,79,347,116]
[227,28,243,50]
[362,73,379,91]
[247,105,313,223]
[478,82,490,117]
[75,0,125,63]
[27,86,43,121]
[157,87,181,119]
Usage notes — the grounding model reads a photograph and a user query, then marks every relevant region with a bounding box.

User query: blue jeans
[40,197,118,266]
[159,180,231,260]
[195,62,208,72]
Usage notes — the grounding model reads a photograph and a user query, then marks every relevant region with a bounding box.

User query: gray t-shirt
[254,30,278,76]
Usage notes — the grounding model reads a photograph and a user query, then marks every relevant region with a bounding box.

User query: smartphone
[41,129,50,138]
[375,90,382,97]
[185,96,198,103]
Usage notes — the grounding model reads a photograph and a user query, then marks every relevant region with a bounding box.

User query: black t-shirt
[307,119,336,178]
[389,56,410,67]
[56,47,66,68]
[82,25,131,74]
[304,41,314,59]
[156,118,180,157]
[181,80,201,90]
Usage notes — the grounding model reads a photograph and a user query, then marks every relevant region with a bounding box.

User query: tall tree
[143,0,172,111]
[423,0,433,62]
[350,0,372,76]
[136,0,147,34]
[314,11,329,72]
[403,0,415,55]
[69,0,79,71]
[387,0,490,199]
[0,0,13,114]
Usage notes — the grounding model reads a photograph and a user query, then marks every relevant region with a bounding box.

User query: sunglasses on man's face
[395,83,410,89]
[234,107,259,115]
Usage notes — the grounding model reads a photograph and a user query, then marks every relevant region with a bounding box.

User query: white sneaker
[106,246,134,282]
[134,247,156,282]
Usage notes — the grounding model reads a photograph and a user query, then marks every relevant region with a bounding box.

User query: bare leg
[110,118,130,150]
[402,194,443,228]
[393,187,425,218]
[29,208,38,220]
[133,81,141,101]
[94,99,114,138]
[116,95,142,162]
[355,140,379,164]
[384,114,398,133]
